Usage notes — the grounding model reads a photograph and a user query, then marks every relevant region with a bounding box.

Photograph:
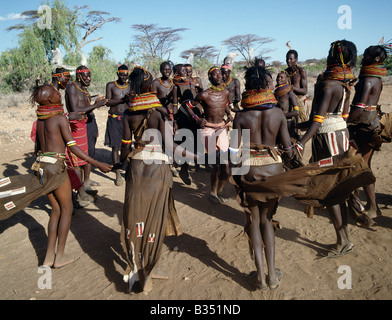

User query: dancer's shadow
[1,164,21,177]
[275,227,333,258]
[165,232,255,291]
[172,170,244,227]
[0,209,48,265]
[70,195,127,293]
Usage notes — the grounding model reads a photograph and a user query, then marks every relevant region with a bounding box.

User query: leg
[52,177,78,268]
[209,164,219,198]
[326,204,354,257]
[112,147,123,186]
[260,200,281,289]
[361,147,381,217]
[248,203,267,290]
[327,204,348,247]
[43,192,61,267]
[216,163,229,202]
[179,162,191,185]
[84,163,92,185]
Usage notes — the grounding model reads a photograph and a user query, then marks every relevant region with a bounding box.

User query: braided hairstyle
[327,40,357,68]
[244,66,268,91]
[129,67,152,95]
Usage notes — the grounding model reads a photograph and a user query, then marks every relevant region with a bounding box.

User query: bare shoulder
[65,82,76,93]
[299,66,307,76]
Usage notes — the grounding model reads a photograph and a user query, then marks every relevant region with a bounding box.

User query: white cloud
[0,13,28,22]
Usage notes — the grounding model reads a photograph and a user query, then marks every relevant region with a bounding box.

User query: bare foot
[54,254,80,268]
[143,276,153,295]
[42,254,55,267]
[152,272,169,280]
[209,194,228,204]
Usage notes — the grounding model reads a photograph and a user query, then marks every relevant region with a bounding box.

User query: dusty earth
[0,79,391,306]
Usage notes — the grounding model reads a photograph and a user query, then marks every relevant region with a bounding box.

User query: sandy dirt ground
[0,80,391,304]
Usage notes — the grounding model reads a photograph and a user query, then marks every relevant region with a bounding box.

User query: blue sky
[1,0,391,66]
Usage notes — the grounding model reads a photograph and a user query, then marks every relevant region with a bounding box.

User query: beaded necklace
[359,63,387,78]
[73,82,91,102]
[287,66,298,77]
[173,76,190,86]
[36,104,64,119]
[274,83,292,98]
[159,77,174,89]
[224,76,233,87]
[241,89,277,109]
[322,65,355,82]
[209,84,226,92]
[73,82,90,95]
[114,81,129,89]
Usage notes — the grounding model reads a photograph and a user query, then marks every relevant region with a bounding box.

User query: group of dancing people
[0,39,391,294]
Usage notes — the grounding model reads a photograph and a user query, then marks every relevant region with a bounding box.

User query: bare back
[36,115,73,154]
[233,107,290,148]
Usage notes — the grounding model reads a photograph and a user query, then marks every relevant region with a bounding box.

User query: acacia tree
[222,34,275,67]
[5,0,119,63]
[78,10,120,52]
[130,24,187,70]
[1,0,120,91]
[180,45,218,63]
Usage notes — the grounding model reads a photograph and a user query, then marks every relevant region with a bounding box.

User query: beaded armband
[67,140,77,147]
[342,113,349,119]
[186,100,195,110]
[293,106,299,111]
[313,115,325,123]
[122,139,132,145]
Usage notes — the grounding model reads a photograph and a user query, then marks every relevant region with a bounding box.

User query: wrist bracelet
[296,142,304,151]
[283,145,293,151]
[192,114,199,120]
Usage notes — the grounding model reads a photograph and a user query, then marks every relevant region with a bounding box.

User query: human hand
[96,161,113,173]
[196,117,207,128]
[96,96,109,107]
[68,112,86,121]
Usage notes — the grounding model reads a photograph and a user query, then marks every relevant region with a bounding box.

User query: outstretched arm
[59,116,112,172]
